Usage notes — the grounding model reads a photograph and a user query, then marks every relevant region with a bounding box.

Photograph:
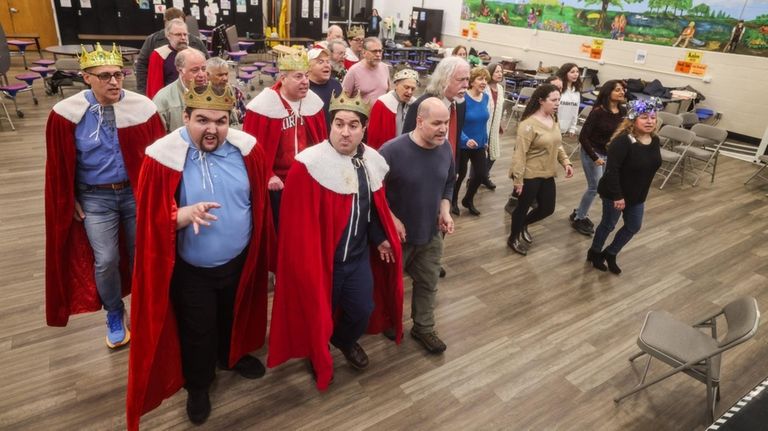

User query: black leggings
[453,148,487,203]
[509,177,556,239]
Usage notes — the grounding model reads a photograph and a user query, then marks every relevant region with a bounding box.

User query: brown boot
[339,342,369,370]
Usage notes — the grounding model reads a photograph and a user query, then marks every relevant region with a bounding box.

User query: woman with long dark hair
[588,98,663,274]
[555,63,582,136]
[507,84,574,255]
[570,80,627,235]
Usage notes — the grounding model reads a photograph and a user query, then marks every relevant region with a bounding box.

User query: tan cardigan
[509,116,571,186]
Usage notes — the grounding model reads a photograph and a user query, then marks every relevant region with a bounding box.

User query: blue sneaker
[105,309,130,348]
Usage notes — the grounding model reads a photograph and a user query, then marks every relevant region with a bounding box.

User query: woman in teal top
[452,66,492,216]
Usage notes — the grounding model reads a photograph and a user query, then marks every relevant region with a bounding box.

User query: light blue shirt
[177,128,252,268]
[74,90,129,185]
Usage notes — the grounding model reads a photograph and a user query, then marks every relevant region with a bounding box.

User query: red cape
[267,142,403,390]
[242,83,328,180]
[44,90,166,327]
[145,46,173,99]
[367,93,399,150]
[126,129,272,430]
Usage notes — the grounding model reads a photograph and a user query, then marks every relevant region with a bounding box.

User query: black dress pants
[453,148,487,203]
[170,249,247,391]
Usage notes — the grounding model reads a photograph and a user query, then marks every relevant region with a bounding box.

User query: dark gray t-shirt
[379,133,455,246]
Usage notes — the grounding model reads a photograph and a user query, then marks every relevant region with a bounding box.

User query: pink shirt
[341,61,391,106]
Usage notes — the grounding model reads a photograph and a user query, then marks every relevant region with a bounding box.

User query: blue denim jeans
[576,147,606,220]
[590,198,644,255]
[77,185,136,312]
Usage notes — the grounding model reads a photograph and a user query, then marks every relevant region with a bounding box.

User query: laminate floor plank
[1,65,767,430]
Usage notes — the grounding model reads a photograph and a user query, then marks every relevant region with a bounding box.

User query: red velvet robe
[267,141,403,390]
[44,90,166,327]
[242,83,328,181]
[126,128,272,431]
[145,45,173,99]
[367,91,415,150]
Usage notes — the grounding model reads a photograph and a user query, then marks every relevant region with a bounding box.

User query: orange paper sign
[690,63,708,76]
[675,60,692,73]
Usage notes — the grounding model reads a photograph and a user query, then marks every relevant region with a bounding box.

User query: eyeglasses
[84,71,125,82]
[351,38,364,42]
[170,32,189,38]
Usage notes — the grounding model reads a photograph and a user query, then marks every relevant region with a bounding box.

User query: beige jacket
[509,116,571,185]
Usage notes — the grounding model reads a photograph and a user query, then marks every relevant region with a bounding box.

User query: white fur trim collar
[52,90,158,128]
[245,87,324,119]
[378,91,415,114]
[154,45,173,59]
[295,140,389,195]
[145,127,256,172]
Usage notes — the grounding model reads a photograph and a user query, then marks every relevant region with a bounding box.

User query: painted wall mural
[461,0,768,57]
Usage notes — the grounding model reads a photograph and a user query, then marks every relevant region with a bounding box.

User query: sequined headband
[627,97,664,120]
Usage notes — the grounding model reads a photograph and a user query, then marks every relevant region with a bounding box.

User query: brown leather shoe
[410,329,447,354]
[339,342,369,370]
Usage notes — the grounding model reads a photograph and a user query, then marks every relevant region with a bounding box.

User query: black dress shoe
[439,266,446,278]
[186,389,211,425]
[451,203,460,216]
[339,342,369,370]
[521,225,533,244]
[483,179,497,190]
[461,198,481,216]
[507,236,528,255]
[220,355,266,379]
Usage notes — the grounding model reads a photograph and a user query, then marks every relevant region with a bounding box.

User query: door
[327,0,370,36]
[0,0,59,48]
[293,0,323,40]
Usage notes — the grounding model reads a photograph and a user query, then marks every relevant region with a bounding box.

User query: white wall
[376,0,768,138]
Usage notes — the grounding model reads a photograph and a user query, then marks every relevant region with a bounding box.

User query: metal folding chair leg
[744,163,768,185]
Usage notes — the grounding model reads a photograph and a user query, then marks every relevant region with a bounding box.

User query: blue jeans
[590,198,644,255]
[77,185,136,312]
[576,147,606,220]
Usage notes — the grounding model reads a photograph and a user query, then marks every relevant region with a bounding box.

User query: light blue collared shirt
[177,128,252,268]
[74,90,129,185]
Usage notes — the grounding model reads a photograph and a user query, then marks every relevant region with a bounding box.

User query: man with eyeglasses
[343,25,366,70]
[135,8,208,96]
[153,48,209,133]
[145,18,201,99]
[341,37,390,106]
[44,43,166,348]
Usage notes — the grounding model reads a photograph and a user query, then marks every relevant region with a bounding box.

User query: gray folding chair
[568,105,593,158]
[657,111,683,128]
[505,86,535,130]
[681,111,699,129]
[615,297,759,423]
[656,125,696,189]
[675,124,727,186]
[744,155,768,185]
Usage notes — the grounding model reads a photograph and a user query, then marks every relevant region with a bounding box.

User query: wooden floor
[2,61,768,431]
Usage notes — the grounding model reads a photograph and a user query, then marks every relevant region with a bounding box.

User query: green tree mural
[579,0,643,31]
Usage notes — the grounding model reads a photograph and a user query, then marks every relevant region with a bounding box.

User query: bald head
[414,97,450,149]
[176,48,208,88]
[327,25,344,42]
[418,97,449,120]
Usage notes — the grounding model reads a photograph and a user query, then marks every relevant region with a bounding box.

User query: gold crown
[184,82,235,111]
[277,49,310,71]
[329,91,370,118]
[78,43,124,70]
[348,25,365,39]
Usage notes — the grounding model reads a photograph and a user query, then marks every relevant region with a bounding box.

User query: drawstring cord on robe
[191,148,215,194]
[292,100,304,155]
[87,104,105,142]
[342,153,372,262]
